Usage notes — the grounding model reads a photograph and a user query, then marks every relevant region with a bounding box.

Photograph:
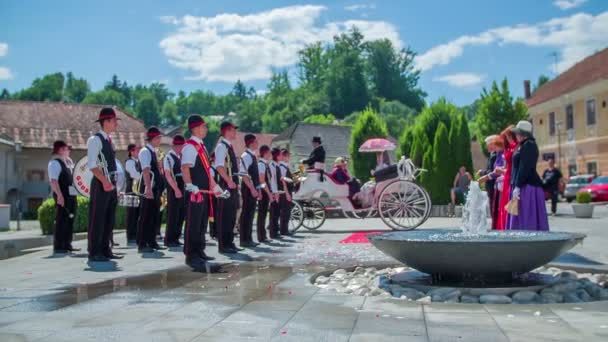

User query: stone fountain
[368,182,586,284]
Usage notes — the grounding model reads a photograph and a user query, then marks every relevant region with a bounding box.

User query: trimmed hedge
[38,196,127,235]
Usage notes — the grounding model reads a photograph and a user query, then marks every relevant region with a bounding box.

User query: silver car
[564,174,595,202]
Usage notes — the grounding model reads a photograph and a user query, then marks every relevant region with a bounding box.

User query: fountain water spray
[460,181,490,235]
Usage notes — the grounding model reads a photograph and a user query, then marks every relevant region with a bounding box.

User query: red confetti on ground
[339,231,383,244]
[267,284,273,289]
[288,291,292,295]
[281,331,288,335]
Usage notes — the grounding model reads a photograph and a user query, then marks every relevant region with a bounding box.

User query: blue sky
[1,0,607,105]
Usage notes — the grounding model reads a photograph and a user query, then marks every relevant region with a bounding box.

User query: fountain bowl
[369,229,585,281]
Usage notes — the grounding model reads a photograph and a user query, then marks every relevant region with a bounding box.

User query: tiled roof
[526,47,608,107]
[0,101,147,150]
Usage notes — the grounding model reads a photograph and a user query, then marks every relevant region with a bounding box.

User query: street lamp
[14,141,22,231]
[556,121,562,172]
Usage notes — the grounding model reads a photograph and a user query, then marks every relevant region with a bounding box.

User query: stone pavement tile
[349,311,428,342]
[223,308,297,326]
[195,321,283,340]
[425,312,509,342]
[307,293,365,308]
[0,298,29,310]
[551,306,608,340]
[362,296,425,315]
[488,308,585,342]
[269,326,352,342]
[0,311,42,327]
[75,301,186,328]
[39,324,144,342]
[286,300,359,330]
[424,302,488,313]
[0,331,54,341]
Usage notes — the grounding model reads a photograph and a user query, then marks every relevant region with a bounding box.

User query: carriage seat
[306,169,345,186]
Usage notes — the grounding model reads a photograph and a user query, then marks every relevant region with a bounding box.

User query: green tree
[203,118,220,151]
[135,94,160,126]
[409,126,430,168]
[419,145,434,196]
[533,74,551,92]
[429,123,451,204]
[64,72,90,103]
[298,42,328,91]
[0,88,10,100]
[398,127,414,159]
[379,100,417,139]
[416,98,457,144]
[348,106,388,181]
[475,78,528,155]
[236,98,266,133]
[303,114,336,125]
[161,100,179,126]
[14,72,65,101]
[449,112,473,173]
[82,89,128,108]
[231,80,247,101]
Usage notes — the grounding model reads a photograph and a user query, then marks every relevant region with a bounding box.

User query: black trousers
[165,187,185,245]
[184,192,209,258]
[239,185,257,244]
[54,196,76,250]
[257,192,270,242]
[126,206,139,242]
[279,194,293,235]
[137,195,160,248]
[550,190,559,214]
[215,188,238,249]
[209,196,218,239]
[88,180,117,257]
[269,198,280,238]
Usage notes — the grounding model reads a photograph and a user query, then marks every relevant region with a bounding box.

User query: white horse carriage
[288,139,432,233]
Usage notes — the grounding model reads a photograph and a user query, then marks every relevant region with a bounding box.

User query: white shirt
[182,136,204,167]
[258,159,269,187]
[239,148,256,174]
[269,160,279,193]
[214,137,232,168]
[48,159,62,181]
[139,144,156,170]
[279,161,289,177]
[125,158,141,179]
[86,130,111,170]
[164,150,181,176]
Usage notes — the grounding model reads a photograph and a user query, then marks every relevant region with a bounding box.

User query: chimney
[524,80,531,99]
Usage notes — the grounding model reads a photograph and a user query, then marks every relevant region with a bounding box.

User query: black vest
[124,157,141,193]
[190,142,210,190]
[96,132,117,174]
[53,158,73,200]
[280,163,293,193]
[244,150,260,188]
[259,161,272,190]
[272,161,281,191]
[218,140,239,186]
[168,152,184,189]
[138,146,162,194]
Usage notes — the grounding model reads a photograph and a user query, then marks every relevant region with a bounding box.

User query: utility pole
[549,51,559,76]
[556,121,562,173]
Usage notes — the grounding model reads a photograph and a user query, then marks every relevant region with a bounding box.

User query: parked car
[579,176,608,202]
[564,174,595,202]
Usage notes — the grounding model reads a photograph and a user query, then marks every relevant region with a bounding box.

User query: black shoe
[106,253,124,260]
[67,246,81,252]
[54,249,69,254]
[230,244,245,251]
[190,261,223,273]
[186,256,206,267]
[150,244,167,250]
[219,247,237,254]
[127,239,137,245]
[200,253,216,261]
[165,242,181,248]
[111,241,120,247]
[240,241,258,248]
[138,246,154,253]
[88,255,110,262]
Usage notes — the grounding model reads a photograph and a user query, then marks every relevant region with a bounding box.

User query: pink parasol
[358,138,396,152]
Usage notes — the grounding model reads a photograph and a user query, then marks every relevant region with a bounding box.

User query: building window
[26,170,45,182]
[586,99,596,125]
[568,163,577,177]
[548,112,556,136]
[587,161,597,176]
[565,104,574,130]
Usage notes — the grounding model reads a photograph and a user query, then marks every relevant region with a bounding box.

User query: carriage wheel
[288,201,304,234]
[301,199,326,230]
[378,179,431,230]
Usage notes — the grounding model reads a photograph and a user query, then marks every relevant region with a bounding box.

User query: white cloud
[345,3,376,12]
[0,42,8,57]
[0,67,13,80]
[159,5,401,82]
[434,73,485,88]
[553,0,587,10]
[416,11,608,73]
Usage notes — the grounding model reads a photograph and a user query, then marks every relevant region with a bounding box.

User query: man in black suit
[301,136,326,182]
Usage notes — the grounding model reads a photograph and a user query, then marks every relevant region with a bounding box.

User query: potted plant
[572,192,594,218]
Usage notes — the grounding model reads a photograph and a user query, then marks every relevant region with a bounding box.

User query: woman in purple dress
[507,121,549,231]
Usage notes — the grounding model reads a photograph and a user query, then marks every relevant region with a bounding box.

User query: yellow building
[526,48,608,178]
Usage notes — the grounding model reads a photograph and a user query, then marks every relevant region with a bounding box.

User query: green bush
[38,196,128,235]
[348,106,388,182]
[576,192,592,204]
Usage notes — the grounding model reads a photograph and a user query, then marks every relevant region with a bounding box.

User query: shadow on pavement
[84,260,119,272]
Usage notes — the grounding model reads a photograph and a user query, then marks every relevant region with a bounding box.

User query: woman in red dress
[496,125,517,230]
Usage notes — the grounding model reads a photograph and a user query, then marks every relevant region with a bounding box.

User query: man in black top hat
[48,140,79,254]
[163,135,186,247]
[137,126,167,253]
[182,115,221,271]
[86,107,122,262]
[213,121,241,253]
[238,134,261,247]
[301,136,326,182]
[124,143,141,244]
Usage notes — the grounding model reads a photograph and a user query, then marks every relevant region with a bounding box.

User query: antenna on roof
[548,51,558,75]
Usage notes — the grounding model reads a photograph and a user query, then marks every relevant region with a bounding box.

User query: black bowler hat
[95,107,121,122]
[271,147,281,158]
[188,115,206,130]
[172,135,185,145]
[146,126,163,140]
[280,148,290,156]
[220,121,238,132]
[244,134,256,146]
[127,143,137,152]
[259,145,270,156]
[312,136,322,144]
[52,140,68,154]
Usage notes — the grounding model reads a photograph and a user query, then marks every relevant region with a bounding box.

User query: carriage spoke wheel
[378,179,431,230]
[288,201,304,234]
[302,199,326,230]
